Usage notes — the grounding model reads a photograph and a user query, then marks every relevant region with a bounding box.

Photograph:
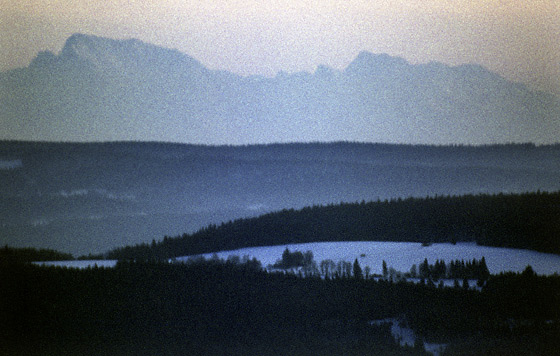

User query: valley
[2,141,559,255]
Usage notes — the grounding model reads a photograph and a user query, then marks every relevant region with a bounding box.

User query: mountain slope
[1,33,559,144]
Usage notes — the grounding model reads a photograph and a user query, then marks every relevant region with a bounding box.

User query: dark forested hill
[4,257,559,355]
[108,191,560,260]
[2,141,560,255]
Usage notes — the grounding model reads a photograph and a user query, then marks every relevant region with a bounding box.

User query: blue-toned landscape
[2,31,560,355]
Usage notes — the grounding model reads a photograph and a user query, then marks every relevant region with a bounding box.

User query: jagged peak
[29,50,58,68]
[56,33,206,73]
[452,63,499,80]
[345,51,409,74]
[314,64,338,77]
[60,33,112,58]
[65,33,100,44]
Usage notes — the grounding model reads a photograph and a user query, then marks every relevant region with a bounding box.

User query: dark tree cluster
[107,191,560,260]
[270,250,367,280]
[272,248,314,269]
[417,257,490,281]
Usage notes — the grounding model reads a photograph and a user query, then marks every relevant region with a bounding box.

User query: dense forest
[2,257,559,355]
[108,191,560,260]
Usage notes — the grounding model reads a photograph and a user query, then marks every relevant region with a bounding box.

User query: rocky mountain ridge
[1,33,559,144]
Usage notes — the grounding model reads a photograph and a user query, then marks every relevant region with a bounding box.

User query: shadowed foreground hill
[3,258,559,356]
[1,259,428,356]
[108,191,560,260]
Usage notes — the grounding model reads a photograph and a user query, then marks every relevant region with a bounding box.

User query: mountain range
[1,33,559,144]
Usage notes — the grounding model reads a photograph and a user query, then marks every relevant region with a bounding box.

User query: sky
[1,0,559,97]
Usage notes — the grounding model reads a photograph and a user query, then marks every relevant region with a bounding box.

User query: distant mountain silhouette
[1,33,559,144]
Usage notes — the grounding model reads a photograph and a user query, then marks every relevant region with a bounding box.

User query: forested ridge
[108,191,560,260]
[3,140,560,256]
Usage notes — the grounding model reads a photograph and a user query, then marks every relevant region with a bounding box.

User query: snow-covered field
[36,241,560,275]
[178,241,560,275]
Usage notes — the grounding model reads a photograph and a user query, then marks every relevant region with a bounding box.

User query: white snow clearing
[177,241,560,275]
[36,241,560,275]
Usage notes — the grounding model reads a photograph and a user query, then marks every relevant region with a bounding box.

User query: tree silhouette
[382,260,388,279]
[353,258,363,279]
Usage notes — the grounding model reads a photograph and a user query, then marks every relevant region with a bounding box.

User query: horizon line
[1,139,557,148]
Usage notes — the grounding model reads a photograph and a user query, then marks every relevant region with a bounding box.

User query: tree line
[268,248,369,280]
[107,191,560,260]
[416,257,490,281]
[270,249,491,286]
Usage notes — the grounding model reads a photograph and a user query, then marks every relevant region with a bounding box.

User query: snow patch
[246,203,267,211]
[55,188,136,201]
[59,189,89,197]
[370,318,447,356]
[0,159,22,170]
[34,260,117,269]
[30,217,52,226]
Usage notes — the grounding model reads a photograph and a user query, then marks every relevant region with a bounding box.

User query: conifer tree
[382,260,388,279]
[353,259,363,279]
[419,258,430,278]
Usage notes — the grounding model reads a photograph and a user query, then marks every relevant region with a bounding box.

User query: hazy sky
[1,0,559,96]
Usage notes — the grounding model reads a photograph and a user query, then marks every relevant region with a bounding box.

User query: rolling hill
[106,191,560,260]
[2,141,560,255]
